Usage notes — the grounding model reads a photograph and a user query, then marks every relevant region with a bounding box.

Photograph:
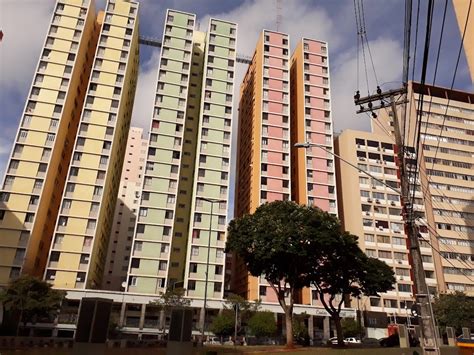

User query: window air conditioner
[397,260,403,264]
[391,201,396,206]
[375,199,381,204]
[367,198,373,202]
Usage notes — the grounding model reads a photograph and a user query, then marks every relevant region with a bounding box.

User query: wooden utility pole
[355,87,439,354]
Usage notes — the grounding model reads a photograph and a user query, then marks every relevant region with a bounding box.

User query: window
[398,284,411,292]
[191,246,199,256]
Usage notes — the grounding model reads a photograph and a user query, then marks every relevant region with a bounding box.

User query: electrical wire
[405,0,420,148]
[407,0,435,220]
[360,0,379,86]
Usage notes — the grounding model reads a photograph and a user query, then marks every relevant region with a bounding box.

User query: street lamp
[199,197,226,345]
[294,141,401,195]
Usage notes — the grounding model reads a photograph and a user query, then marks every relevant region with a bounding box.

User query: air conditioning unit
[365,212,371,216]
[375,199,381,204]
[391,201,396,206]
[378,226,384,231]
[399,276,404,281]
[394,230,401,234]
[367,198,373,202]
[397,260,403,264]
[50,275,56,280]
[372,185,377,189]
[76,277,82,281]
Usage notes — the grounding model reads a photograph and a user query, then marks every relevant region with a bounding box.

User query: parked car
[380,334,400,347]
[204,337,221,345]
[328,337,340,345]
[344,337,361,344]
[361,337,380,346]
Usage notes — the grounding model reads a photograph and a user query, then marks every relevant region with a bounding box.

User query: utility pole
[354,87,439,354]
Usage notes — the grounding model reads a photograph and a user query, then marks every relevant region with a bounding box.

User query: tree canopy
[247,311,277,338]
[227,201,395,347]
[149,287,191,311]
[210,311,235,337]
[433,291,474,334]
[227,201,342,347]
[310,232,395,345]
[0,275,65,335]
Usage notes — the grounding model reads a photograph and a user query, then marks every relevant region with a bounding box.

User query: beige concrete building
[453,0,474,81]
[0,0,100,287]
[373,82,474,296]
[335,129,437,332]
[103,127,147,291]
[44,0,140,290]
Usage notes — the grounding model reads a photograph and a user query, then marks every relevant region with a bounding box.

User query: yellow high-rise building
[0,0,100,287]
[43,0,139,289]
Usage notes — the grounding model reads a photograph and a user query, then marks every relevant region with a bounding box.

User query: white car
[204,337,220,345]
[344,337,361,344]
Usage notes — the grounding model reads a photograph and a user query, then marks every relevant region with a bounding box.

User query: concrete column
[446,327,456,346]
[323,316,330,340]
[139,304,146,330]
[307,316,314,341]
[199,307,205,333]
[398,324,409,348]
[159,310,166,331]
[119,302,126,328]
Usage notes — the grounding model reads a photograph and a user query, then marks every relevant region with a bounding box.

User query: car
[204,337,221,345]
[361,337,379,346]
[328,337,340,345]
[380,334,400,347]
[344,337,361,344]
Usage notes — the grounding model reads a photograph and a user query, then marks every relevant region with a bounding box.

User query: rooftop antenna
[276,0,282,32]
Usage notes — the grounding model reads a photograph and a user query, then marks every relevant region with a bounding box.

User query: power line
[405,0,420,148]
[407,0,435,220]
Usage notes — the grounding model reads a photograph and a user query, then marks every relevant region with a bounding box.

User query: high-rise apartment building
[290,38,336,214]
[289,38,337,307]
[127,10,237,299]
[103,127,147,291]
[234,29,291,301]
[335,129,437,327]
[0,0,100,287]
[44,0,139,290]
[374,82,473,296]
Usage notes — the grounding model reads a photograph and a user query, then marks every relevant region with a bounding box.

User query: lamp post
[199,197,226,345]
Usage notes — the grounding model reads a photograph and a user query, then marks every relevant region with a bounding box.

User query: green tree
[210,311,235,337]
[292,313,309,345]
[309,234,395,346]
[247,311,276,338]
[341,318,360,338]
[433,291,474,334]
[223,294,261,337]
[227,201,340,347]
[0,275,65,335]
[149,287,190,334]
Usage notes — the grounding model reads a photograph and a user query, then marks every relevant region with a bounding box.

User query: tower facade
[290,38,336,214]
[127,10,237,298]
[234,30,291,300]
[0,0,99,286]
[374,82,474,296]
[103,126,147,291]
[44,0,139,289]
[335,129,436,324]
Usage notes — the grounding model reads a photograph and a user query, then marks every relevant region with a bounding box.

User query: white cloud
[130,49,160,132]
[0,0,54,93]
[331,37,403,133]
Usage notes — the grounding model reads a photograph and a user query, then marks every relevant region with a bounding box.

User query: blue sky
[0,0,471,185]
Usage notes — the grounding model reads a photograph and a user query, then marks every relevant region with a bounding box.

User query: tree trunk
[16,310,23,337]
[334,315,344,346]
[285,308,294,348]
